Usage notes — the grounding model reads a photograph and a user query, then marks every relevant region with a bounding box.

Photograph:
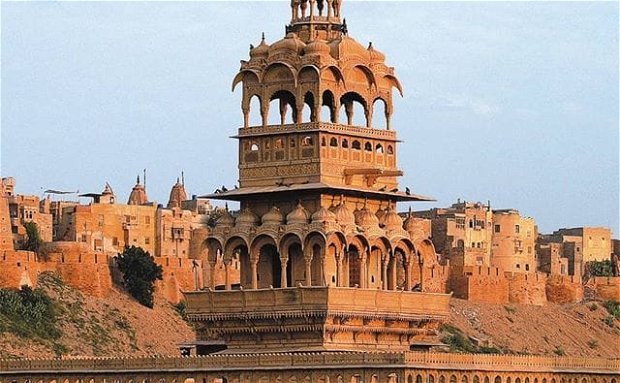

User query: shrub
[588,260,614,277]
[0,285,60,340]
[22,222,42,253]
[553,345,565,356]
[603,300,620,320]
[116,246,163,308]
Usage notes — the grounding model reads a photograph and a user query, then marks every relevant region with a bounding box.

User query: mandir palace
[1,2,619,382]
[184,0,449,354]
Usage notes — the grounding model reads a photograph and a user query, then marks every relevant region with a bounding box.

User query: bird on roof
[405,187,411,195]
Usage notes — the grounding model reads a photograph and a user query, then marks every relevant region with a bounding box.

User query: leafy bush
[553,345,565,356]
[603,300,620,320]
[588,260,614,277]
[116,246,163,308]
[0,285,60,340]
[21,221,42,253]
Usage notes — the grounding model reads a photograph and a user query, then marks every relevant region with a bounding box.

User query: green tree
[116,246,163,308]
[588,260,614,277]
[23,221,42,253]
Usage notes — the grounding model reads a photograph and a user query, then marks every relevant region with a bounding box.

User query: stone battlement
[0,352,618,374]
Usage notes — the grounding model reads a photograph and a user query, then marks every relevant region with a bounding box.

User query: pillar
[405,260,411,291]
[305,258,312,286]
[360,249,368,288]
[250,257,259,289]
[209,261,217,289]
[224,260,232,290]
[336,252,343,287]
[382,256,389,290]
[281,258,288,288]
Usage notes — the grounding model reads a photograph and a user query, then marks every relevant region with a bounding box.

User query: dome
[311,206,336,224]
[236,207,259,226]
[216,209,235,227]
[269,33,306,58]
[167,178,188,209]
[403,212,419,233]
[286,202,309,225]
[128,176,148,206]
[375,207,387,222]
[367,42,385,63]
[381,207,403,231]
[331,202,355,225]
[304,38,331,57]
[329,35,368,60]
[250,34,270,59]
[355,206,380,228]
[262,206,284,226]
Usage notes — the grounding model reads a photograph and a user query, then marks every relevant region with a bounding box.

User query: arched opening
[225,237,249,289]
[303,91,315,123]
[474,377,480,383]
[495,378,502,383]
[367,246,383,289]
[373,98,389,129]
[450,376,457,383]
[339,92,367,127]
[311,243,324,286]
[321,90,336,123]
[249,95,262,127]
[462,377,468,383]
[346,245,362,287]
[387,249,407,290]
[257,243,281,288]
[268,90,297,125]
[287,242,304,287]
[417,376,423,383]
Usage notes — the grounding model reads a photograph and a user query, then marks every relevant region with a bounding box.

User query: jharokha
[1,2,620,380]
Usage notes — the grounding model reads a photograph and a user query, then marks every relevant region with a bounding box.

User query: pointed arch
[383,74,403,96]
[322,65,346,88]
[352,64,377,89]
[232,69,261,91]
[262,62,298,87]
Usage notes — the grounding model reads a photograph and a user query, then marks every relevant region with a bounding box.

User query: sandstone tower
[186,0,449,354]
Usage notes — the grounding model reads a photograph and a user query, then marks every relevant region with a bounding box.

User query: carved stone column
[360,249,368,289]
[381,256,389,290]
[305,258,312,286]
[405,260,412,291]
[209,261,217,289]
[250,258,259,289]
[224,259,232,290]
[280,257,288,288]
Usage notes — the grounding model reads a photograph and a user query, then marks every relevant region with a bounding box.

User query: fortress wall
[155,257,203,304]
[505,272,547,306]
[592,276,620,301]
[449,266,509,304]
[545,274,583,303]
[421,265,449,293]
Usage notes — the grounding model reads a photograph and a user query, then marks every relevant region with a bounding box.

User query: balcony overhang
[201,182,434,202]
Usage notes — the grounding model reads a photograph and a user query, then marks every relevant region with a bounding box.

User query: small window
[274,138,284,149]
[469,220,473,228]
[376,144,384,153]
[494,224,501,233]
[516,264,521,269]
[330,137,338,147]
[387,145,394,154]
[144,216,150,225]
[302,136,314,146]
[250,143,259,151]
[321,137,326,146]
[145,237,150,245]
[290,138,296,148]
[352,140,361,150]
[342,139,349,148]
[515,224,520,234]
[364,142,372,151]
[525,264,530,271]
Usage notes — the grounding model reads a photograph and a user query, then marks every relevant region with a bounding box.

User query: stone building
[490,209,537,273]
[414,200,492,267]
[539,227,612,276]
[1,177,54,245]
[188,0,450,355]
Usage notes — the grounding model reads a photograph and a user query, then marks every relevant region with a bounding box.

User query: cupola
[286,202,310,225]
[311,206,337,224]
[236,207,259,226]
[128,176,148,206]
[250,33,270,60]
[262,206,285,226]
[269,33,306,58]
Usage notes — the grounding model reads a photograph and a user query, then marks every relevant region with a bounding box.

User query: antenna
[182,171,185,186]
[143,169,147,189]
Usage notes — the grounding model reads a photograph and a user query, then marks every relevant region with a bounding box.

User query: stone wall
[505,272,547,305]
[592,276,620,301]
[155,257,204,304]
[545,275,583,303]
[448,266,509,304]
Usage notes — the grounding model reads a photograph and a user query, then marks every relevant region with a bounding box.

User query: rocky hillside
[443,298,620,358]
[0,273,194,359]
[0,275,618,359]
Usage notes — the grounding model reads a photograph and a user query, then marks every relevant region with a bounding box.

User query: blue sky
[1,1,618,236]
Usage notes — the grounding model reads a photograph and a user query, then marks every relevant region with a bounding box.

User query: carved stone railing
[184,286,451,321]
[1,352,619,374]
[237,122,398,140]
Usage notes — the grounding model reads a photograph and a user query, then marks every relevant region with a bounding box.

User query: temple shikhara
[185,0,450,354]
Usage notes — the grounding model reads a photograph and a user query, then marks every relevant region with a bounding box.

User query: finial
[339,194,345,205]
[182,171,185,185]
[261,32,265,42]
[408,206,412,217]
[225,202,229,212]
[363,197,368,209]
[368,42,373,50]
[136,175,140,184]
[176,177,180,184]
